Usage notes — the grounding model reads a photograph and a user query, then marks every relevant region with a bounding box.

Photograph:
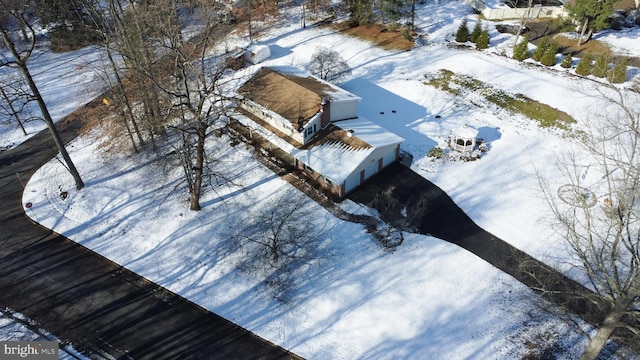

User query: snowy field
[10,1,640,359]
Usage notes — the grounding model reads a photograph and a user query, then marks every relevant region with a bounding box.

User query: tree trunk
[580,295,635,360]
[21,65,84,189]
[577,18,591,46]
[105,44,145,150]
[189,121,206,211]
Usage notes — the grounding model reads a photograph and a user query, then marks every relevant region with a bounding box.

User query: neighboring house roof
[291,118,404,184]
[238,67,360,128]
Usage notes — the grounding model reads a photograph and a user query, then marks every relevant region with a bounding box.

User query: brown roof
[238,68,336,127]
[303,123,371,150]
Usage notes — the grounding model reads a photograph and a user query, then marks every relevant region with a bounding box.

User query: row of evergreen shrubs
[513,36,627,83]
[455,19,489,50]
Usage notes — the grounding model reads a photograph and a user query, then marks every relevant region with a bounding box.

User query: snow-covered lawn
[13,1,640,359]
[0,46,105,150]
[0,309,88,360]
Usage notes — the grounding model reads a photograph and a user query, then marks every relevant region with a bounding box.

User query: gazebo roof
[453,124,478,139]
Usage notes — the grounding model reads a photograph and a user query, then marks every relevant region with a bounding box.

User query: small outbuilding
[245,44,271,65]
[450,124,479,153]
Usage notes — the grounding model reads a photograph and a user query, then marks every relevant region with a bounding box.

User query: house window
[304,164,314,174]
[325,177,333,186]
[305,126,315,137]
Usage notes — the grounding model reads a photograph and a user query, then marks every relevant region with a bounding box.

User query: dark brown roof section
[238,68,337,128]
[302,123,372,151]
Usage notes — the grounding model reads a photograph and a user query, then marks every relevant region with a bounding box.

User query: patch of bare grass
[331,22,414,51]
[553,34,613,57]
[425,69,576,130]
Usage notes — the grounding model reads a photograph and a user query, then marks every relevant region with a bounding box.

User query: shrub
[470,21,482,43]
[455,19,469,42]
[531,37,548,62]
[540,41,559,66]
[608,60,627,83]
[592,54,608,78]
[402,28,413,42]
[575,53,593,76]
[475,27,490,50]
[560,54,572,68]
[513,35,529,61]
[428,146,443,159]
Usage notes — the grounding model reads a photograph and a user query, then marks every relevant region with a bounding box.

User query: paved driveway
[348,163,604,327]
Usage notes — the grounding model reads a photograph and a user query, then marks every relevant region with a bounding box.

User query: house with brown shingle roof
[237,66,404,200]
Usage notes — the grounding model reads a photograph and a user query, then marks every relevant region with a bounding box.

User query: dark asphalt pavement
[348,163,607,327]
[0,118,299,359]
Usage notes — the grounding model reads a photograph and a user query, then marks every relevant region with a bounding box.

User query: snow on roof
[453,124,479,139]
[291,117,404,183]
[335,117,405,148]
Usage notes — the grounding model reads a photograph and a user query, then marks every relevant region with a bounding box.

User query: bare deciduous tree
[539,83,640,360]
[234,190,331,269]
[123,0,237,210]
[504,0,534,48]
[308,46,352,83]
[0,72,36,136]
[0,0,84,189]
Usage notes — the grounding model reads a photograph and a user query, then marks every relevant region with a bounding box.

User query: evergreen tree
[560,54,573,68]
[470,20,482,43]
[346,0,374,26]
[383,0,405,25]
[566,0,616,45]
[592,53,608,78]
[575,52,593,76]
[35,0,101,51]
[540,41,559,66]
[607,60,627,83]
[531,37,548,62]
[513,35,529,61]
[475,27,489,50]
[455,19,469,43]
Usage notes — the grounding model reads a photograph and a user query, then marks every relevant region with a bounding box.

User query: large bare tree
[0,0,84,189]
[114,0,236,210]
[539,83,640,360]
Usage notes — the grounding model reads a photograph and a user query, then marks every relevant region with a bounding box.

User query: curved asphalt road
[0,118,299,359]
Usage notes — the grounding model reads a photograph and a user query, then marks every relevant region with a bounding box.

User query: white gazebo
[450,124,479,153]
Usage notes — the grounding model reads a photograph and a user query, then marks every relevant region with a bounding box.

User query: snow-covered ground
[9,1,640,359]
[0,309,88,360]
[0,45,105,150]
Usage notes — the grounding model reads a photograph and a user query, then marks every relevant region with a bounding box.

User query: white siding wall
[344,174,361,194]
[465,0,566,20]
[343,143,399,194]
[241,101,305,143]
[382,145,398,167]
[302,114,322,143]
[330,100,358,121]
